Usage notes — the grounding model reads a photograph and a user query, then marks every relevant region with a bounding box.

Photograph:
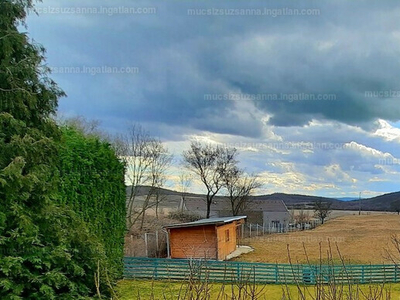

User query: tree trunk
[206,192,211,218]
[139,193,152,230]
[231,198,236,216]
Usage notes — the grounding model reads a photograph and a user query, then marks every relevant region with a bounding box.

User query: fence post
[313,266,317,285]
[144,233,149,258]
[275,264,279,284]
[237,263,240,281]
[155,230,159,256]
[361,265,365,284]
[249,224,252,237]
[154,259,158,280]
[165,230,170,258]
[256,224,259,236]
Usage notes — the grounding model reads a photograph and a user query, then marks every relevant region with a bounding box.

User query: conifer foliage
[58,126,126,281]
[0,1,125,298]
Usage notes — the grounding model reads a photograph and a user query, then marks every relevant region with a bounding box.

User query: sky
[26,0,400,198]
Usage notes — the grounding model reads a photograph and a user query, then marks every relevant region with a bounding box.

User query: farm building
[164,216,246,261]
[179,197,289,231]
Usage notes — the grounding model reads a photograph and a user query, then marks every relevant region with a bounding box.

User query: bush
[0,202,111,299]
[168,211,202,223]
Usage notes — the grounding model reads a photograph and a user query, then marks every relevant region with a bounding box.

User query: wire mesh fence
[237,219,322,241]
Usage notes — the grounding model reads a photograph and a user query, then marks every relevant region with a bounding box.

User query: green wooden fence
[124,257,400,285]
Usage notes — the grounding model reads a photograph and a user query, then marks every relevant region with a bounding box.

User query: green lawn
[116,279,400,299]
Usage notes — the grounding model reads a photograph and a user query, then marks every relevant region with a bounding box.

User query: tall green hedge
[1,1,116,297]
[58,127,126,280]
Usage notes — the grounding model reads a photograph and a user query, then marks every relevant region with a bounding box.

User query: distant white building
[179,197,290,231]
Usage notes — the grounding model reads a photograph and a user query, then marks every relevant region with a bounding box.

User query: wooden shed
[164,216,246,261]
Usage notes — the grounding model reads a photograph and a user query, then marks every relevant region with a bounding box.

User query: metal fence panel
[123,257,400,285]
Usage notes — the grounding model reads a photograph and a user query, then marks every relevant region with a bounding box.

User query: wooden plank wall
[169,225,217,259]
[216,222,237,260]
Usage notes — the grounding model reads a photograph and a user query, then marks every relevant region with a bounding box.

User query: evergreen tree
[0,1,109,298]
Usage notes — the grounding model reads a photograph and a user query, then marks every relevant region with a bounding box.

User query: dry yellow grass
[237,214,400,264]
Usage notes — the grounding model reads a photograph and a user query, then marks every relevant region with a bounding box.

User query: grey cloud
[28,0,400,135]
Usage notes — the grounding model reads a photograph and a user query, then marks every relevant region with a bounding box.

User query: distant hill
[126,186,400,212]
[126,185,183,197]
[346,191,400,211]
[253,192,400,211]
[252,193,342,209]
[335,197,359,201]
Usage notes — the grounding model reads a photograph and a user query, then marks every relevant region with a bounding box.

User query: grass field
[116,280,296,299]
[237,214,400,265]
[116,279,400,299]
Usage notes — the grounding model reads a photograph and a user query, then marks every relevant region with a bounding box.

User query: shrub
[168,211,202,223]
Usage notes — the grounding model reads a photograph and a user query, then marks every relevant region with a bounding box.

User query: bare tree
[139,140,172,229]
[313,199,332,224]
[183,141,237,218]
[153,187,168,220]
[384,234,400,264]
[294,208,310,230]
[222,166,262,216]
[114,124,172,230]
[58,115,101,136]
[179,173,192,212]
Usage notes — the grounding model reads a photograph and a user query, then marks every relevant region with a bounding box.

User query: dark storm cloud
[28,0,400,137]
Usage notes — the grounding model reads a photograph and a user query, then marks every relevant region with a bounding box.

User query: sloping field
[237,214,400,264]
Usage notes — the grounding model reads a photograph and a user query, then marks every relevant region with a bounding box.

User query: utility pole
[358,192,362,215]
